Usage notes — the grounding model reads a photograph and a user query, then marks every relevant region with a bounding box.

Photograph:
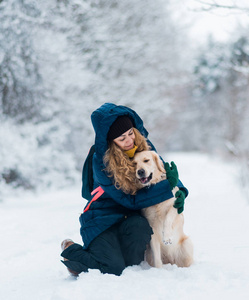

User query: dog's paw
[163,237,173,245]
[154,260,163,268]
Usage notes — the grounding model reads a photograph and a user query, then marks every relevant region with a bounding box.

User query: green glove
[164,161,179,190]
[174,190,185,214]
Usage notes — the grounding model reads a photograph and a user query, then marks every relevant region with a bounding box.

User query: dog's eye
[143,159,149,163]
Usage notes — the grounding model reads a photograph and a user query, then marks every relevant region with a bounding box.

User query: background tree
[0,0,44,121]
[191,34,249,154]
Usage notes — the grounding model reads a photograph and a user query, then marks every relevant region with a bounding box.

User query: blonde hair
[103,128,150,195]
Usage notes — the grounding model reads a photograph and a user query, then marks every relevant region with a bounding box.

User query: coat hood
[91,103,148,160]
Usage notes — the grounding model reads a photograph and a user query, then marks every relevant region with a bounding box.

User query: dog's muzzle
[137,170,153,185]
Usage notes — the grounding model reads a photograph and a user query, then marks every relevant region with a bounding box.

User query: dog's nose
[137,169,145,177]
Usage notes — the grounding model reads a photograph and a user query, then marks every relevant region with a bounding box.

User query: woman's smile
[125,143,134,150]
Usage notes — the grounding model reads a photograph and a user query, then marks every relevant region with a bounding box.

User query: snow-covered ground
[0,153,249,300]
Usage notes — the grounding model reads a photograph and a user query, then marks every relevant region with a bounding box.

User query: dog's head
[133,151,166,187]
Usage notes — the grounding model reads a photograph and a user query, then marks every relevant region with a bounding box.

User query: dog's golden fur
[103,128,150,195]
[133,151,194,268]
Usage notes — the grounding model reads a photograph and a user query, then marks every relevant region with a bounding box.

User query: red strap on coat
[83,186,104,213]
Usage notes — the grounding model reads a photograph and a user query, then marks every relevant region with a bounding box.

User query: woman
[61,103,188,276]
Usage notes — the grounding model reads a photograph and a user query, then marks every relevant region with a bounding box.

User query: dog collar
[124,145,138,158]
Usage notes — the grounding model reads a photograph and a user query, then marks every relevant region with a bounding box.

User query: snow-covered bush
[0,116,78,200]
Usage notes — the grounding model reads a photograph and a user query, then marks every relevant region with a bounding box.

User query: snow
[0,152,249,300]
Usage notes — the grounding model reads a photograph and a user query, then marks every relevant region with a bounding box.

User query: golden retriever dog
[133,151,193,268]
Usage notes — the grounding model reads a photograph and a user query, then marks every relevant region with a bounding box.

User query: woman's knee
[117,215,152,267]
[120,215,153,237]
[88,228,126,275]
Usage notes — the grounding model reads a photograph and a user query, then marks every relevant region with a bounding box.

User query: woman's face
[113,128,135,151]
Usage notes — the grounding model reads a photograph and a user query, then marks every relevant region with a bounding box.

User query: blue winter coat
[79,103,188,249]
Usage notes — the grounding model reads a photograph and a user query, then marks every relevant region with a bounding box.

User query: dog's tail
[175,236,194,267]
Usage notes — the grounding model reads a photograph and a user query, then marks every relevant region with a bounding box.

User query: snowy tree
[188,34,249,154]
[0,0,45,121]
[32,0,193,157]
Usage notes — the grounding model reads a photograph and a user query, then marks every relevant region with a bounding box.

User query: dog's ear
[151,151,165,173]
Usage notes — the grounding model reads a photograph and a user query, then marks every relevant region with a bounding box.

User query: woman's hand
[164,161,179,190]
[173,190,185,214]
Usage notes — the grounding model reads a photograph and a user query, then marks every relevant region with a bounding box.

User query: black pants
[61,215,153,276]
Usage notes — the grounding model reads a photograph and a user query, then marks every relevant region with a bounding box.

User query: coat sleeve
[92,157,184,210]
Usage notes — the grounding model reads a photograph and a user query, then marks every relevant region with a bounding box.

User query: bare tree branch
[194,0,249,13]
